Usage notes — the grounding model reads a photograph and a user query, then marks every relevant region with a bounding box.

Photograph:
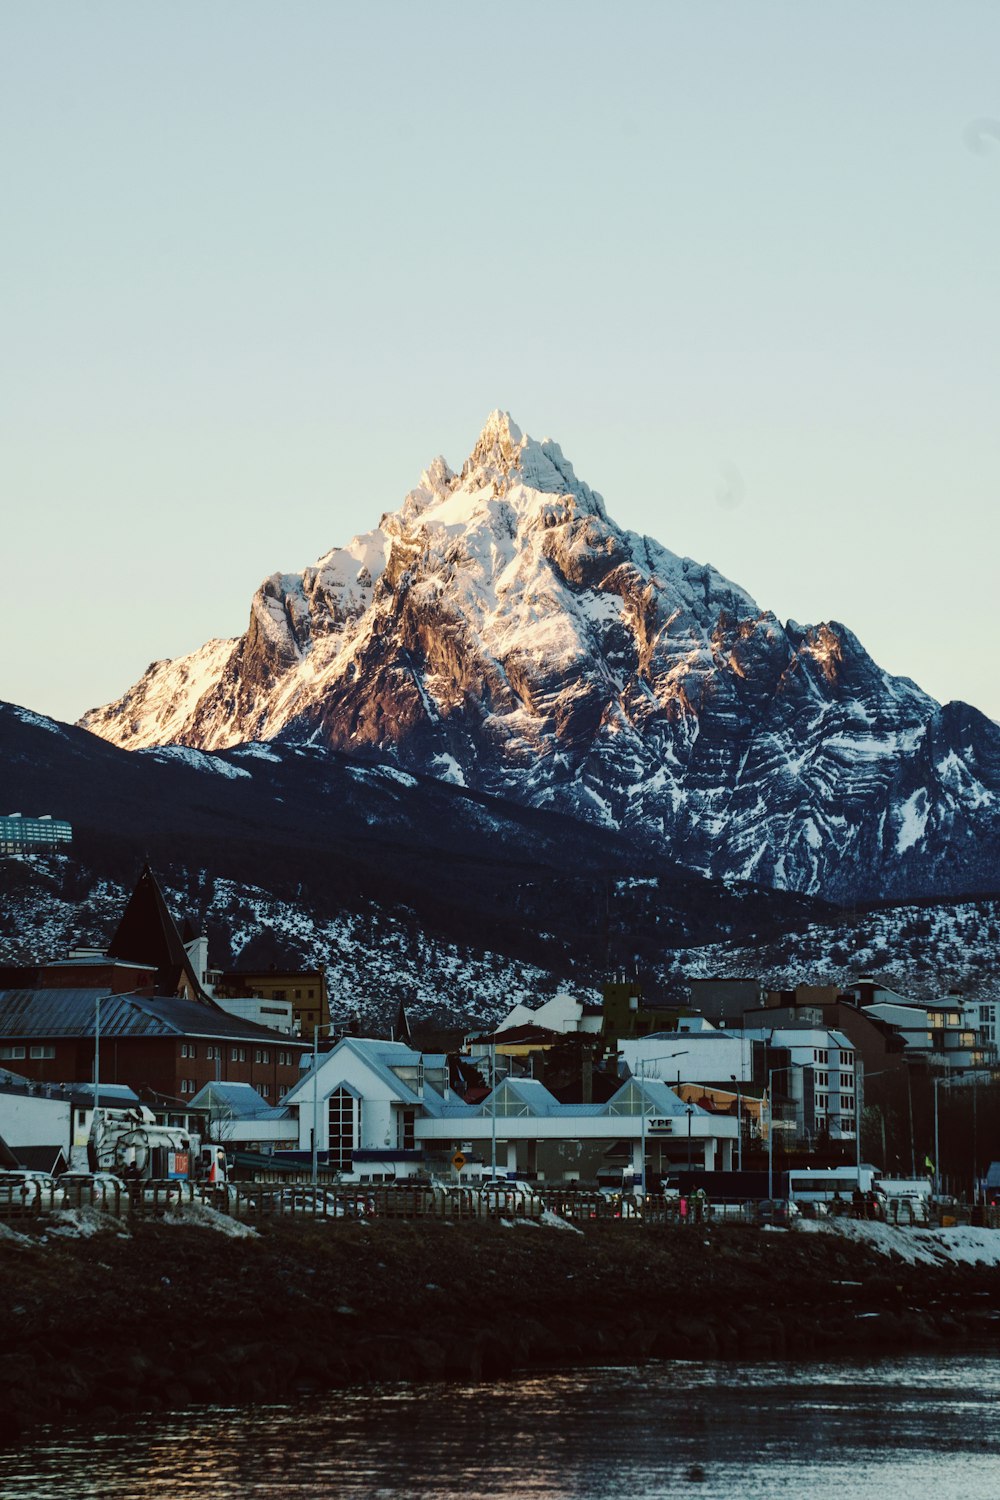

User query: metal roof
[0,988,309,1045]
[188,1082,289,1122]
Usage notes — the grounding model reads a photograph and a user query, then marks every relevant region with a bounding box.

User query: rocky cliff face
[80,412,1000,901]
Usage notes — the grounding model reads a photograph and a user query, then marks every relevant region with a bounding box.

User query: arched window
[328,1088,359,1171]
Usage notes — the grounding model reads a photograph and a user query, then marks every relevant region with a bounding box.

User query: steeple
[390,996,412,1046]
[106,864,213,1004]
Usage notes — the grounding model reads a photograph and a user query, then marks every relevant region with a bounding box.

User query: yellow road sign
[451,1151,466,1171]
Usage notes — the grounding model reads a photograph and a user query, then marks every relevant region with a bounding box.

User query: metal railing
[4,1179,1000,1231]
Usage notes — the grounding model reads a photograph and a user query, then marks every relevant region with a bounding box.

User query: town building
[189,1081,299,1154]
[281,1036,738,1186]
[0,813,72,855]
[0,865,308,1104]
[213,968,330,1040]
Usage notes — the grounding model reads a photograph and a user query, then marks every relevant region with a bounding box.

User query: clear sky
[3,2,999,725]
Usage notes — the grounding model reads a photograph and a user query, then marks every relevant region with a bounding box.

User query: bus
[785,1166,878,1205]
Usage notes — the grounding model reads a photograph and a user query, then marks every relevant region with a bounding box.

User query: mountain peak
[77,412,1000,907]
[461,409,526,484]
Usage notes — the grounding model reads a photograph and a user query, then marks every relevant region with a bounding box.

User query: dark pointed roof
[106,864,210,1004]
[390,997,412,1046]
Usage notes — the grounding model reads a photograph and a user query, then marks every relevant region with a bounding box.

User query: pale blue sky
[3,2,999,723]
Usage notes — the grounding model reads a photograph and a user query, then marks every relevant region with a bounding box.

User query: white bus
[786,1165,878,1205]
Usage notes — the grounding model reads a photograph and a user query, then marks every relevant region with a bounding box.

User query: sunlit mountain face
[80,412,1000,903]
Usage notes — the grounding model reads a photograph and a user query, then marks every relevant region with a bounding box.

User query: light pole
[767,1063,805,1199]
[686,1105,694,1170]
[637,1049,688,1195]
[731,1073,743,1171]
[491,1037,498,1179]
[933,1074,942,1199]
[92,987,142,1121]
[311,1022,337,1187]
[93,991,101,1119]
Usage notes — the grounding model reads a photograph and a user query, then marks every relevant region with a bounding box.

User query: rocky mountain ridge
[80,412,1000,902]
[3,703,1000,1022]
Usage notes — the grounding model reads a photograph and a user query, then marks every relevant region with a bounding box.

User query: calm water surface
[4,1353,1000,1499]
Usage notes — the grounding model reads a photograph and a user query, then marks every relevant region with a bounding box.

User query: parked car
[0,1170,64,1210]
[478,1180,543,1213]
[56,1171,126,1206]
[757,1198,799,1226]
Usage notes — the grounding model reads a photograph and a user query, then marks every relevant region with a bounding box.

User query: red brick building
[0,865,308,1102]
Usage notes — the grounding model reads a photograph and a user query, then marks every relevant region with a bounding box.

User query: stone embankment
[2,1212,998,1444]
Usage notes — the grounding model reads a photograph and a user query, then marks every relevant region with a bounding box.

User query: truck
[74,1105,222,1184]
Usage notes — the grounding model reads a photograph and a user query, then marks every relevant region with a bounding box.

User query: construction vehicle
[74,1105,221,1183]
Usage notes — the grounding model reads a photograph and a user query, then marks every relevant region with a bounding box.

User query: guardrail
[4,1179,1000,1230]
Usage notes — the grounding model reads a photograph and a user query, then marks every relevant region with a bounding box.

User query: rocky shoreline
[2,1212,998,1445]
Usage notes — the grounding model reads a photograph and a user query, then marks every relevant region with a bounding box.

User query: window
[0,1045,26,1060]
[29,1045,55,1060]
[261,1083,270,1098]
[254,1049,262,1064]
[308,989,315,1000]
[294,989,301,1000]
[328,1088,358,1172]
[206,1045,221,1062]
[77,1109,87,1126]
[401,1109,415,1151]
[181,1042,197,1060]
[262,1050,269,1064]
[231,1047,239,1062]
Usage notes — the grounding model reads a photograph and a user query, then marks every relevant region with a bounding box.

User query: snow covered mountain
[81,412,1000,902]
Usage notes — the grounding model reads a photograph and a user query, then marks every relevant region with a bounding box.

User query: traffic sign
[451,1151,466,1171]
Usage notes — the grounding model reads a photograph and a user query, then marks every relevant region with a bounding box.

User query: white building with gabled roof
[281,1037,737,1186]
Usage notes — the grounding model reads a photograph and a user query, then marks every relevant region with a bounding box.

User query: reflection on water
[4,1353,1000,1499]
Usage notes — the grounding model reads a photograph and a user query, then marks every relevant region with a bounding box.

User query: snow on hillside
[671,895,1000,1001]
[0,858,588,1030]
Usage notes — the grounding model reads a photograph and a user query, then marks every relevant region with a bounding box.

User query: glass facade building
[0,813,72,853]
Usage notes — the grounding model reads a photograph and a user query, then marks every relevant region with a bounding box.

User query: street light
[935,1074,959,1200]
[767,1062,805,1199]
[730,1074,743,1171]
[91,987,143,1124]
[311,1021,338,1187]
[636,1049,689,1196]
[94,991,101,1119]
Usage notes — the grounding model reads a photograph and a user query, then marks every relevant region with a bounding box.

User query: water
[4,1352,1000,1499]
